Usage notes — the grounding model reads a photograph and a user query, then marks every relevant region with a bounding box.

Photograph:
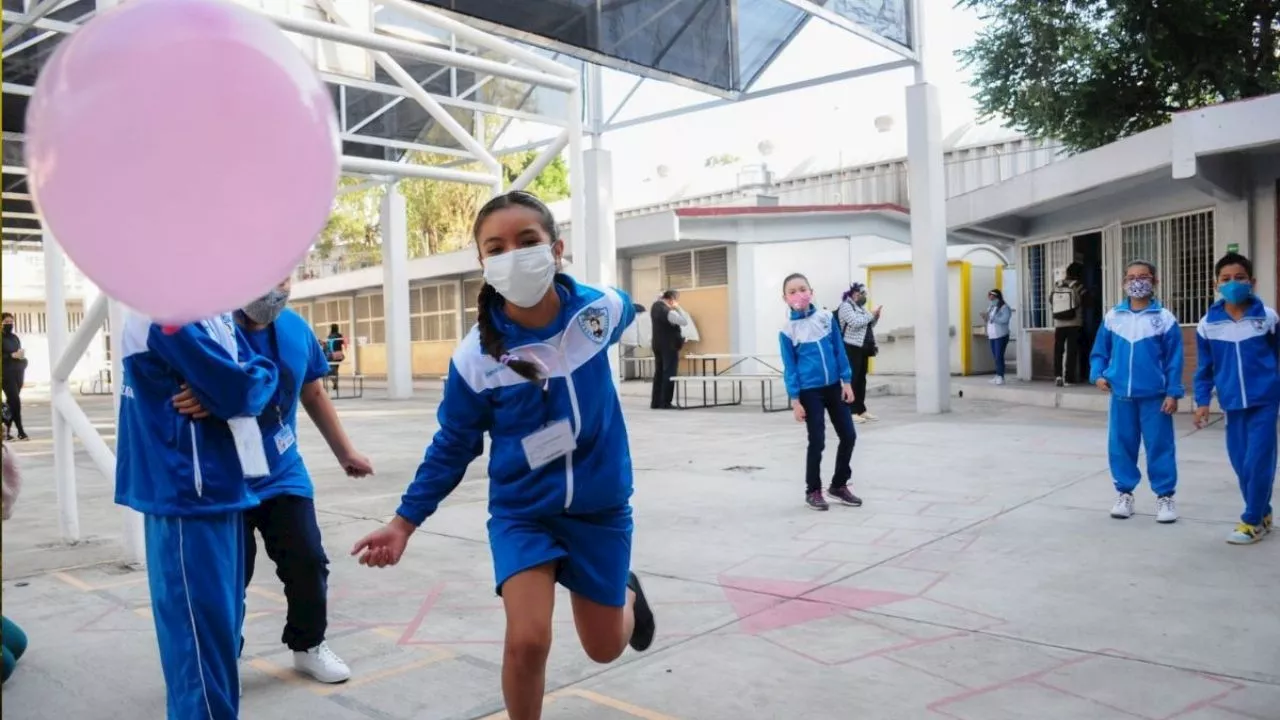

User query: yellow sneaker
[1227,522,1265,545]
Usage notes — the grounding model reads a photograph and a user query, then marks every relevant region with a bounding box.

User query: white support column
[906,81,951,414]
[109,299,146,566]
[580,64,620,385]
[381,184,413,399]
[43,236,80,542]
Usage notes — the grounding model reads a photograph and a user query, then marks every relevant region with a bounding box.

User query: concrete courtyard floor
[2,386,1279,719]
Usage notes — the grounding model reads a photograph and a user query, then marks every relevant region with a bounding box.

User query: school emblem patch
[1149,315,1164,332]
[578,306,610,344]
[1252,318,1266,333]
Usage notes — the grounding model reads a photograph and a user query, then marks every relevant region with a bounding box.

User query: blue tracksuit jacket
[779,304,852,399]
[1194,300,1280,411]
[1089,300,1185,399]
[397,276,636,524]
[116,312,279,516]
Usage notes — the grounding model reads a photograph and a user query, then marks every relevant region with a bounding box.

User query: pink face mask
[788,291,812,311]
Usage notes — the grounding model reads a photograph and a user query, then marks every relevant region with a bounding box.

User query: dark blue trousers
[244,495,329,652]
[798,383,857,494]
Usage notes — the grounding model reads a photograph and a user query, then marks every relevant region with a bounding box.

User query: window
[1019,238,1070,329]
[355,293,385,343]
[410,283,458,342]
[310,298,350,342]
[1114,209,1215,324]
[290,302,311,325]
[463,278,484,330]
[660,246,728,290]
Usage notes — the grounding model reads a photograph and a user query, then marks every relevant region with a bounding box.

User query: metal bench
[670,374,788,412]
[327,374,365,399]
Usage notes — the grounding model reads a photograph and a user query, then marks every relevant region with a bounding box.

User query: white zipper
[1235,337,1248,406]
[1126,313,1135,397]
[189,423,203,497]
[818,329,830,385]
[509,303,594,511]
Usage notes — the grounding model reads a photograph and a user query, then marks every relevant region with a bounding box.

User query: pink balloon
[26,0,339,324]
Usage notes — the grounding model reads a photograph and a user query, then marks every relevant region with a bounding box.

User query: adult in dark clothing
[1052,263,1087,386]
[649,290,687,409]
[1,313,28,441]
[323,324,346,392]
[836,284,880,422]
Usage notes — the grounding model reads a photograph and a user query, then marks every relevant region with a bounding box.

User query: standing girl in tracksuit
[779,273,863,511]
[1192,252,1280,545]
[116,312,279,718]
[1088,260,1184,523]
[350,191,656,720]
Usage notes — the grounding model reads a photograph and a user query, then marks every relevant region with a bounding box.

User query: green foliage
[957,0,1280,152]
[704,153,741,167]
[502,150,571,202]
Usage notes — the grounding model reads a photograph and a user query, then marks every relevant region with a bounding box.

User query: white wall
[735,234,904,364]
[1248,154,1280,304]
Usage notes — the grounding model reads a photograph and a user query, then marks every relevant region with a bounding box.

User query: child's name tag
[521,419,576,470]
[274,424,296,455]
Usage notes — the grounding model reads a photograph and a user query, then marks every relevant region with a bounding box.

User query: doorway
[1073,231,1104,380]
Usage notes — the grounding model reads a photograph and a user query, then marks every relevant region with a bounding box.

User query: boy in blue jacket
[1089,261,1184,523]
[779,272,862,512]
[116,311,279,719]
[1192,252,1280,545]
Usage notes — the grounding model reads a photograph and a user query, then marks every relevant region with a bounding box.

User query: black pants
[244,495,329,652]
[2,365,25,437]
[798,383,857,494]
[1053,327,1082,383]
[844,343,870,416]
[650,347,678,409]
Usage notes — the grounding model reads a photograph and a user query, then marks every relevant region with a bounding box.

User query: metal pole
[261,11,577,92]
[567,76,587,278]
[509,130,569,192]
[313,0,503,182]
[340,156,494,185]
[43,236,80,542]
[109,299,146,566]
[52,294,107,382]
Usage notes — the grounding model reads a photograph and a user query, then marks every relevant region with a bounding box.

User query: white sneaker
[853,414,868,424]
[293,642,350,684]
[994,376,1005,386]
[1155,496,1177,524]
[1110,493,1135,519]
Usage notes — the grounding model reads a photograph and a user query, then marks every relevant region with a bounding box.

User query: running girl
[779,273,862,511]
[351,191,655,720]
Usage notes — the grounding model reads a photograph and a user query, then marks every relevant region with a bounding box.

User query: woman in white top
[983,289,1014,384]
[836,283,880,423]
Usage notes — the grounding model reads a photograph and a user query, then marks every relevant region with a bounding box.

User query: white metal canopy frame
[4,0,953,569]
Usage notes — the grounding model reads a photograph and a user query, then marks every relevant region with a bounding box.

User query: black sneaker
[806,490,829,511]
[828,486,863,507]
[627,572,655,652]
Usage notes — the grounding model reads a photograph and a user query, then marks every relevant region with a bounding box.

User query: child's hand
[792,401,806,423]
[1095,378,1110,393]
[1193,406,1211,428]
[1161,397,1178,415]
[840,383,855,404]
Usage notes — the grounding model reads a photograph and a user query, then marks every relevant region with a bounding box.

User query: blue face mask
[1219,280,1253,305]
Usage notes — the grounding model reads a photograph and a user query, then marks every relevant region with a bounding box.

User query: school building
[288,120,1061,378]
[947,92,1280,384]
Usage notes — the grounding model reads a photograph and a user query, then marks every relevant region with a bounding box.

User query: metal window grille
[1020,237,1070,329]
[1113,209,1215,324]
[661,252,694,290]
[409,284,458,342]
[694,247,729,287]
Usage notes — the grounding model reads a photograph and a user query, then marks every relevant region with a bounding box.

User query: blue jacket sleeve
[395,361,490,525]
[609,288,637,347]
[147,323,279,419]
[1088,321,1112,384]
[831,316,852,383]
[995,305,1013,326]
[1161,323,1185,399]
[779,331,800,400]
[1193,323,1215,407]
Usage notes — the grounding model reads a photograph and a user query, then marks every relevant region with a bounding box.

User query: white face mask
[483,245,557,308]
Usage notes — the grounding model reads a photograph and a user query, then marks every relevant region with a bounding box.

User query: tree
[704,153,741,167]
[502,149,570,201]
[957,0,1280,152]
[316,177,384,265]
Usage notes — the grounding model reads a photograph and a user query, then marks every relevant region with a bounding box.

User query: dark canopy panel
[411,0,819,96]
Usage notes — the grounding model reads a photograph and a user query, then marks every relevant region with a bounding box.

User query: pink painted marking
[804,585,914,610]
